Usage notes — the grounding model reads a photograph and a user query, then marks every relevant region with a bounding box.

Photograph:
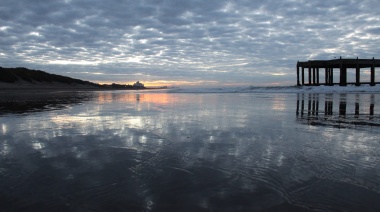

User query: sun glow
[96,92,176,106]
[96,80,220,88]
[271,72,287,76]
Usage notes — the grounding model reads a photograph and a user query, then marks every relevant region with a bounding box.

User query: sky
[1,0,380,87]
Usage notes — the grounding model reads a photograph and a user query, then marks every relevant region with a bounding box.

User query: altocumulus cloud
[1,0,380,86]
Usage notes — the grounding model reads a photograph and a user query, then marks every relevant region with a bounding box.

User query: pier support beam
[316,68,319,85]
[308,66,312,85]
[356,58,360,86]
[297,65,300,86]
[371,64,375,86]
[325,68,333,86]
[340,67,347,86]
[356,66,360,86]
[302,67,305,85]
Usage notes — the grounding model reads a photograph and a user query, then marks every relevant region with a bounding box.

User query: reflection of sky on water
[1,92,380,211]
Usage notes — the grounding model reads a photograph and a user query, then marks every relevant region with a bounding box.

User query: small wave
[166,85,380,94]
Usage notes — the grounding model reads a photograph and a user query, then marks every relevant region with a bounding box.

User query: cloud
[1,0,380,86]
[366,27,380,35]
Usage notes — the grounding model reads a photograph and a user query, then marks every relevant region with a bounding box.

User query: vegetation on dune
[0,67,99,86]
[0,67,154,89]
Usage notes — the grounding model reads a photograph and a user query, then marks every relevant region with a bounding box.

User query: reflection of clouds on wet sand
[1,92,380,210]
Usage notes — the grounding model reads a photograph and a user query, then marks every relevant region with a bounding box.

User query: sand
[1,91,380,211]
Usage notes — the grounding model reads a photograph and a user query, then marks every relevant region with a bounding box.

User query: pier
[296,57,380,86]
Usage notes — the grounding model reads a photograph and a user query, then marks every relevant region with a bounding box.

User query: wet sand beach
[1,90,380,211]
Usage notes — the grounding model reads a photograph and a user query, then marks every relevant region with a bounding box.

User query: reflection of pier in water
[296,94,379,127]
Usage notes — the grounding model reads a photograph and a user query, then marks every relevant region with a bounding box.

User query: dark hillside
[0,67,99,86]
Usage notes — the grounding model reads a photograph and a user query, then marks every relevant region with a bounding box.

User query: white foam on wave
[166,85,380,94]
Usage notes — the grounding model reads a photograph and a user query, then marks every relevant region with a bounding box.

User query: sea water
[1,87,380,211]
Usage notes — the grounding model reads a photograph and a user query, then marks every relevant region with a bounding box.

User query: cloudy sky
[1,0,380,87]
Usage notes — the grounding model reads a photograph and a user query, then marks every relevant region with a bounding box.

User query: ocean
[1,86,380,211]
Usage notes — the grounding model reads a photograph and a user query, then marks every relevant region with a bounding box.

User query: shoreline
[3,81,380,94]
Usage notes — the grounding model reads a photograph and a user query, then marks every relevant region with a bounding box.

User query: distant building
[133,81,144,88]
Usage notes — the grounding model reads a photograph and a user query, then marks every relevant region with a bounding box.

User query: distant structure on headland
[133,81,145,88]
[296,57,380,86]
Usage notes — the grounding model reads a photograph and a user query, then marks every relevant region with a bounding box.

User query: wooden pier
[296,57,380,86]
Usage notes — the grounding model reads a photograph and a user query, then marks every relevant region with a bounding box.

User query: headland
[0,67,164,91]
